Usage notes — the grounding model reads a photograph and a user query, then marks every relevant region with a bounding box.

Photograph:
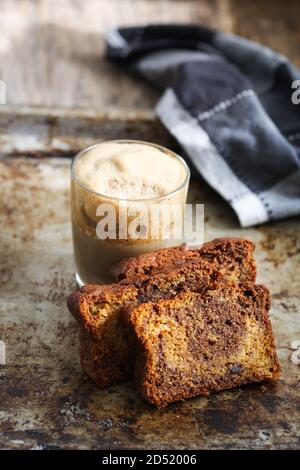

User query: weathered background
[0,0,299,450]
[0,0,300,109]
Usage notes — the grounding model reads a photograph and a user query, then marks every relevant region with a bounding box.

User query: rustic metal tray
[0,106,299,449]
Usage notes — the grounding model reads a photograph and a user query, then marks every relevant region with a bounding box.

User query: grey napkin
[106,25,300,226]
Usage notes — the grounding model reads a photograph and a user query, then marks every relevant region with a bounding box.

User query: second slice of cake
[128,283,280,407]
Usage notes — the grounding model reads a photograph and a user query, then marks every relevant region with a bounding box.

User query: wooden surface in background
[0,0,299,110]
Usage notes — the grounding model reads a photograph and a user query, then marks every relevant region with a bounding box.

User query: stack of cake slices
[67,238,280,407]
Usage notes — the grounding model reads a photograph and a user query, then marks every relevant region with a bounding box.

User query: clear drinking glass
[71,140,190,285]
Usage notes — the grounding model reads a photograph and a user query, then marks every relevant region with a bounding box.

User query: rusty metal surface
[0,106,173,159]
[0,109,300,450]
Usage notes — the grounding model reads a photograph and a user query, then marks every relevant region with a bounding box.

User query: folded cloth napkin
[106,25,300,227]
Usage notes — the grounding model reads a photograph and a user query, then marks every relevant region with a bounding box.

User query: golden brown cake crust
[67,284,138,387]
[111,238,256,284]
[129,283,280,408]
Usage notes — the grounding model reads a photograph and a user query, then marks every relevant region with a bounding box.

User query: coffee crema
[74,141,186,200]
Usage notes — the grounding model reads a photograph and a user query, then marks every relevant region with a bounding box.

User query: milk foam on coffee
[74,141,186,199]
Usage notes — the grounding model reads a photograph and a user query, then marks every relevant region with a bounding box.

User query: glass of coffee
[71,140,190,285]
